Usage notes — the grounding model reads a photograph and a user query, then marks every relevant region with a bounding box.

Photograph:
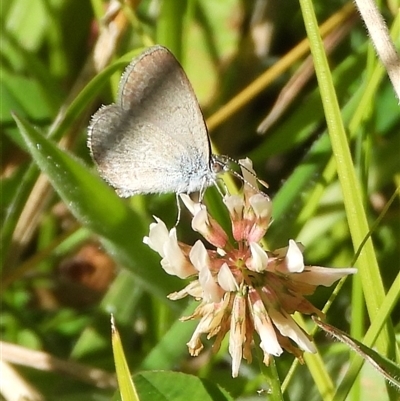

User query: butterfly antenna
[213,155,269,195]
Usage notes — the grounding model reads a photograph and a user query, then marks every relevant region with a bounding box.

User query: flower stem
[255,346,284,401]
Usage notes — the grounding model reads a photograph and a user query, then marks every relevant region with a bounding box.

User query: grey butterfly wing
[88,103,210,196]
[88,45,213,196]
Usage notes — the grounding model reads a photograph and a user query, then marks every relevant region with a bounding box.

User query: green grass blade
[112,315,140,401]
[299,0,395,353]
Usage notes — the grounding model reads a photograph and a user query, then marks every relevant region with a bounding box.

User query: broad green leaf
[133,371,234,401]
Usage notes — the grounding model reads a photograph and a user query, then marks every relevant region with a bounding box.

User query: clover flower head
[144,158,357,377]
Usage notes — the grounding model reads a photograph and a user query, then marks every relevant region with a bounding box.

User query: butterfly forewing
[88,45,213,196]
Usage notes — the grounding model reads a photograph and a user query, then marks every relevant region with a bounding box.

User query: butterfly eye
[211,161,224,174]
